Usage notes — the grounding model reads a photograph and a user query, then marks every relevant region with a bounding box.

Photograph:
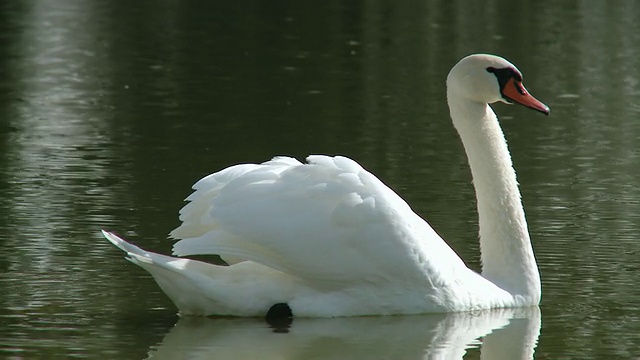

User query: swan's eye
[487,67,522,93]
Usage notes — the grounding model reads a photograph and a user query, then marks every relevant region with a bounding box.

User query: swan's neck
[447,96,541,301]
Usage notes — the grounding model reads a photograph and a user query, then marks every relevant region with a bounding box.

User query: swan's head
[447,54,549,115]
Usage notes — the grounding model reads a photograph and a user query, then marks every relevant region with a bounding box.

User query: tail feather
[101,230,293,316]
[102,230,225,314]
[102,230,148,258]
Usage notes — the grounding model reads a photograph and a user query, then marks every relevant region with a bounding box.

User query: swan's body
[103,54,549,317]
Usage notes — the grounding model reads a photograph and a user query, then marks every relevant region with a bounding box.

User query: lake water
[1,1,640,359]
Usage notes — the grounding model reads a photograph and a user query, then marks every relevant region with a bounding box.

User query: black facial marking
[486,66,524,102]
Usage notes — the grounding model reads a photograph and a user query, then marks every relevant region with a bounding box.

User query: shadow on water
[147,307,540,359]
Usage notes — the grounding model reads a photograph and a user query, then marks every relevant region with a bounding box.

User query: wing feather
[171,155,466,289]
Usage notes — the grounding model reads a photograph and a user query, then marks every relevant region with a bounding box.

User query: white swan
[103,54,549,317]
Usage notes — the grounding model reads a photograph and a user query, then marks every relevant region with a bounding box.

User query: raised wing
[171,155,467,289]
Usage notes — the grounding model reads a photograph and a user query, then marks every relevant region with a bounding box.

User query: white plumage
[103,54,549,317]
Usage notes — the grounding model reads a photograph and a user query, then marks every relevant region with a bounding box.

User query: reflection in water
[148,307,540,360]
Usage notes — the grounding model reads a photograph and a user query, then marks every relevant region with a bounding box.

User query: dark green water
[1,1,640,358]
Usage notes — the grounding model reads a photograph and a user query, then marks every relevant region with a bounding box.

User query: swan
[103,54,549,317]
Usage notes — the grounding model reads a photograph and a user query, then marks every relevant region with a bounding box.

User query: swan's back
[171,155,468,292]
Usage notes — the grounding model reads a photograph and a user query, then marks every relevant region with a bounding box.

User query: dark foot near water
[265,303,293,332]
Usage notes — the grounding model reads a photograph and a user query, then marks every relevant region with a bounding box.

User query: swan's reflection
[147,306,540,359]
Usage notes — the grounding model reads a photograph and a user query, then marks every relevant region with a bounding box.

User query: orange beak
[502,78,550,115]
